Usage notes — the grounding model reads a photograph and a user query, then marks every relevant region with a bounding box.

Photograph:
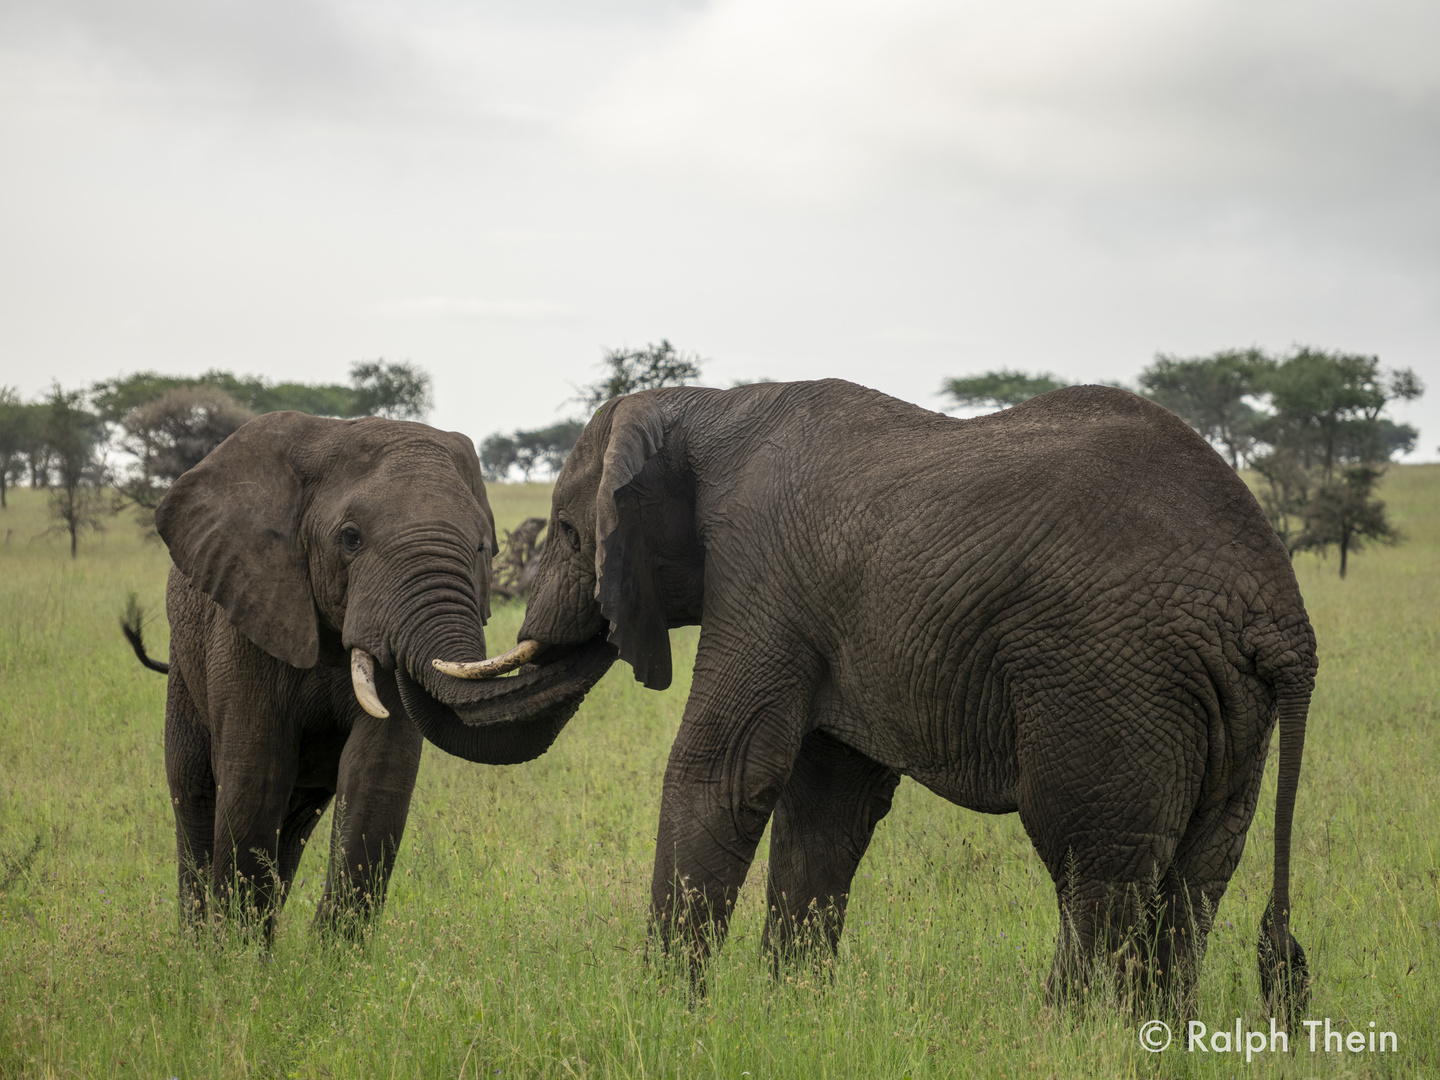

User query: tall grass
[1,468,1436,1078]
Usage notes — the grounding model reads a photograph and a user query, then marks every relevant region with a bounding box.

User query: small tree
[482,421,586,482]
[1293,464,1398,578]
[116,385,255,528]
[481,342,700,482]
[1250,447,1315,554]
[349,359,432,420]
[1247,348,1422,573]
[42,384,109,558]
[940,370,1068,411]
[19,401,52,488]
[1138,349,1272,469]
[513,421,585,479]
[578,340,703,413]
[479,433,518,483]
[1253,349,1420,479]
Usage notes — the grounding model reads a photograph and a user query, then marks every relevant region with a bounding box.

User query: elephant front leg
[762,731,901,968]
[315,711,424,934]
[649,665,810,972]
[211,746,300,937]
[164,674,215,930]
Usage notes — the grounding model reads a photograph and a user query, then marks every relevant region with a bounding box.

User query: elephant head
[432,390,707,711]
[155,410,603,764]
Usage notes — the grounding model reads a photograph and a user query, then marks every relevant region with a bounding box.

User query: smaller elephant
[124,411,589,935]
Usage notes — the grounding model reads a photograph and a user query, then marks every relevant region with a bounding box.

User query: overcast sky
[2,0,1436,459]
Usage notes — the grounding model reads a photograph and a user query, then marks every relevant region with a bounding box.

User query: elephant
[429,379,1316,1016]
[123,410,614,935]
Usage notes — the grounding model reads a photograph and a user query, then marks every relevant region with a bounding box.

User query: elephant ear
[155,412,320,669]
[595,395,671,691]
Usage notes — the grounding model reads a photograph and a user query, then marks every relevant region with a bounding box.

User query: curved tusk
[432,639,542,680]
[351,648,390,718]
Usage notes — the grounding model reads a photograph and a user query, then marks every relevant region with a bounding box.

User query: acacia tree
[940,369,1068,411]
[1249,349,1421,568]
[578,340,703,412]
[1293,463,1398,578]
[116,385,255,528]
[480,420,585,482]
[42,384,109,558]
[1255,349,1420,477]
[482,342,701,483]
[1137,349,1271,469]
[478,432,517,482]
[349,359,432,420]
[92,360,433,424]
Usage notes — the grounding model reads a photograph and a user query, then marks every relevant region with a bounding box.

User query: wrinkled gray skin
[443,380,1317,1011]
[146,412,612,935]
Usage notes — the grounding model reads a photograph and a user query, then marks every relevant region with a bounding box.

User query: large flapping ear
[155,412,321,669]
[595,395,671,691]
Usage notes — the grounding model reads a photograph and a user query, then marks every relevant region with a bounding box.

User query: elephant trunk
[368,584,617,765]
[401,632,618,764]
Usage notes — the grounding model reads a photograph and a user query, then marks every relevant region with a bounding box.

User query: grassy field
[1,468,1436,1079]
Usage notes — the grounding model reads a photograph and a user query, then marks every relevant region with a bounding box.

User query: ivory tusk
[351,648,390,718]
[432,639,542,680]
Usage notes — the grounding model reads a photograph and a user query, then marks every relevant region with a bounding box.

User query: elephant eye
[556,519,581,553]
[339,525,363,554]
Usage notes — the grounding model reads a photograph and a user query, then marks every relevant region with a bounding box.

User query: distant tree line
[943,347,1426,577]
[0,360,430,556]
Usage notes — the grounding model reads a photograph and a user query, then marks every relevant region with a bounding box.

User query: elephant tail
[121,593,170,675]
[1258,682,1311,1024]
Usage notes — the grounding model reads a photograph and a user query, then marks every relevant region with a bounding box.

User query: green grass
[1,469,1437,1078]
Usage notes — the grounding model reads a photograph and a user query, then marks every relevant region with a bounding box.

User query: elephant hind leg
[164,673,215,930]
[1043,826,1242,1015]
[762,730,901,968]
[1046,865,1159,1007]
[1145,758,1273,1015]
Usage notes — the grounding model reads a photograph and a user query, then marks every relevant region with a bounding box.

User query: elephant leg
[1015,701,1192,1007]
[210,723,300,935]
[315,711,424,933]
[1143,752,1271,1013]
[762,730,900,966]
[276,786,335,897]
[650,648,814,969]
[164,673,215,929]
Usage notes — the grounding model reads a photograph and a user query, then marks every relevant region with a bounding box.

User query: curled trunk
[398,634,617,765]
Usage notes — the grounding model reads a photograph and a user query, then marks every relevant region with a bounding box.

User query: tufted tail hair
[1258,683,1310,1026]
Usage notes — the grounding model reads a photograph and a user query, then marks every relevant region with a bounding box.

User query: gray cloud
[0,0,1435,456]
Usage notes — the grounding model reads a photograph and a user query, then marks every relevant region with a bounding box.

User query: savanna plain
[1,470,1437,1079]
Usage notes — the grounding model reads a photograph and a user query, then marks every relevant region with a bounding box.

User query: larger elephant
[126,411,613,934]
[434,380,1316,1013]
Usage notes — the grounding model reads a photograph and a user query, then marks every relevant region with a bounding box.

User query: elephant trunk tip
[432,639,542,680]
